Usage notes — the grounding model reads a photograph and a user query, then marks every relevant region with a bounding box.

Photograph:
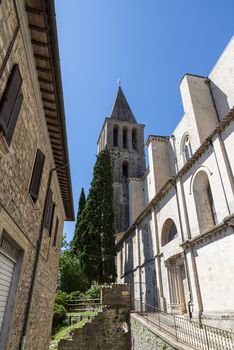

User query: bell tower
[97,86,145,233]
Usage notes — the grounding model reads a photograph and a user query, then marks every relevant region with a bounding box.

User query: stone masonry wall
[58,307,131,350]
[0,1,65,349]
[131,317,176,350]
[58,285,132,350]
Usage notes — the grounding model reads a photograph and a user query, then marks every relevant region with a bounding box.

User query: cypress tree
[100,148,117,283]
[78,147,116,284]
[72,188,86,251]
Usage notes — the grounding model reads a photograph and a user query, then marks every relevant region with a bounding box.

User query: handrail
[131,299,234,350]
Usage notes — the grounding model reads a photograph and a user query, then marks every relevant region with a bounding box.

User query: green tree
[59,249,88,293]
[78,148,116,284]
[72,188,86,250]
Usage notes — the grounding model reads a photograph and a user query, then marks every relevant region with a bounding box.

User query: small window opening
[113,125,118,147]
[132,128,137,150]
[123,161,128,178]
[183,135,192,162]
[123,127,128,148]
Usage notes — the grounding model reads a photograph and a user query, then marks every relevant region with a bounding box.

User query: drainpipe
[19,163,68,350]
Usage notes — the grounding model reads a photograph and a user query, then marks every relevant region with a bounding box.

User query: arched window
[123,161,128,178]
[193,170,217,233]
[123,127,128,148]
[132,128,137,150]
[113,125,118,147]
[182,135,192,162]
[161,219,178,246]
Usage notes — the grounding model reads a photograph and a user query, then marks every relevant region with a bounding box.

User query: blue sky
[55,0,233,242]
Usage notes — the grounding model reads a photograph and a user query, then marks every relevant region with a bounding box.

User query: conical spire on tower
[110,86,137,123]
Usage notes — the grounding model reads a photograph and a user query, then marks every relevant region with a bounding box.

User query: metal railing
[131,299,234,350]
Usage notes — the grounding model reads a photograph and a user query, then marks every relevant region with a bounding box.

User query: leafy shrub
[59,250,89,293]
[53,303,66,328]
[55,292,69,307]
[69,291,85,300]
[84,284,103,299]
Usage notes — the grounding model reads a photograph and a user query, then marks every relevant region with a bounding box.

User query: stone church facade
[100,37,234,330]
[0,1,74,349]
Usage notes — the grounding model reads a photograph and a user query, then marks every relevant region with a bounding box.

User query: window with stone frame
[29,149,45,203]
[113,125,118,147]
[161,219,178,246]
[122,160,128,178]
[53,217,59,247]
[123,127,128,148]
[132,128,137,150]
[193,170,217,233]
[0,64,23,146]
[182,134,192,163]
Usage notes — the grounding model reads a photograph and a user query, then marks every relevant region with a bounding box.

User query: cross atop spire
[110,86,137,123]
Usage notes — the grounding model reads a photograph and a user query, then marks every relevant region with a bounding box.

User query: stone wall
[0,1,67,349]
[59,285,132,350]
[130,316,175,350]
[58,307,131,350]
[101,283,131,307]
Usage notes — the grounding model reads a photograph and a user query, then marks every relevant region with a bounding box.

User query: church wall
[116,37,234,329]
[182,145,231,238]
[147,138,172,197]
[221,122,234,211]
[194,228,234,313]
[209,36,234,120]
[172,112,197,171]
[183,75,218,141]
[193,227,234,329]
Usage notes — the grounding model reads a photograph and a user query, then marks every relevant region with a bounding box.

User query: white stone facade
[116,37,234,330]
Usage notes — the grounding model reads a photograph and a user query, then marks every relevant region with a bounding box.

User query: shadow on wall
[142,224,157,307]
[124,238,134,299]
[209,81,229,121]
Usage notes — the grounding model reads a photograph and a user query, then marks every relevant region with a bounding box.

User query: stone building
[105,38,234,330]
[0,0,74,349]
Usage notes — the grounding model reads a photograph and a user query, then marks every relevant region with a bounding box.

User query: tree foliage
[59,249,88,293]
[72,188,86,250]
[77,148,117,285]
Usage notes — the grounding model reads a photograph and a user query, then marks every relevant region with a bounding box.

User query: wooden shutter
[0,253,15,333]
[44,189,54,233]
[0,65,23,145]
[29,149,45,202]
[53,217,59,247]
[49,203,55,236]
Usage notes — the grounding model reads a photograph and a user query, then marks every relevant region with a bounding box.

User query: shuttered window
[0,253,15,333]
[0,234,19,335]
[44,190,55,236]
[0,64,23,146]
[53,217,59,247]
[29,149,45,202]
